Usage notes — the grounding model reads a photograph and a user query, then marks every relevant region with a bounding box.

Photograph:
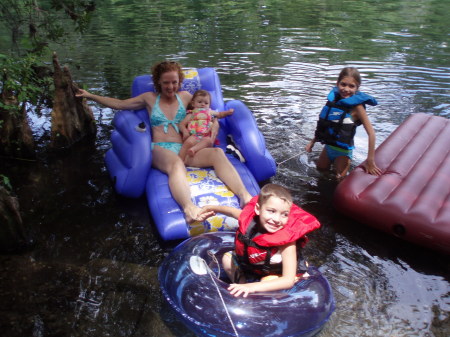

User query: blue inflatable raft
[104,68,276,241]
[158,232,335,337]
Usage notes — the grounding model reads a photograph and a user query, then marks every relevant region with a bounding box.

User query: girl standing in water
[305,67,381,179]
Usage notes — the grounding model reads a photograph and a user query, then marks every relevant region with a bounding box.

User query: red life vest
[235,196,321,275]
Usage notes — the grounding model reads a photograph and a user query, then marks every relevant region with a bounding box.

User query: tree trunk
[0,91,36,159]
[0,186,32,252]
[50,53,97,149]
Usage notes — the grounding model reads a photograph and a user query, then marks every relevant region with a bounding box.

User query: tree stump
[0,186,32,252]
[50,53,97,149]
[0,90,36,159]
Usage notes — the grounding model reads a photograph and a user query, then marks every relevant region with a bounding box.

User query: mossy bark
[0,90,36,159]
[50,53,97,149]
[0,186,31,252]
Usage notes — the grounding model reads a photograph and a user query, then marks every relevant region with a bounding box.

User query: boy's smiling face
[255,196,291,233]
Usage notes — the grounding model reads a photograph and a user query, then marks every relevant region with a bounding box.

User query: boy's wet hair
[258,184,293,206]
[337,67,361,87]
[151,60,184,93]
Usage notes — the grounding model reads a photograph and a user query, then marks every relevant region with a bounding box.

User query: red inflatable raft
[334,113,450,254]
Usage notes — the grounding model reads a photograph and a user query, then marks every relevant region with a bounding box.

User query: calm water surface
[1,0,449,336]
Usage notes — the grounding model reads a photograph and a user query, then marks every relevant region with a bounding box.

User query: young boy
[202,184,321,297]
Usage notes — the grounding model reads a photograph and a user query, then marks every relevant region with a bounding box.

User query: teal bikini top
[150,94,186,133]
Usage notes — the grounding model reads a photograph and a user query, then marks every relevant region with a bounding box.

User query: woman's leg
[179,136,197,163]
[152,146,212,223]
[188,137,213,157]
[186,147,253,206]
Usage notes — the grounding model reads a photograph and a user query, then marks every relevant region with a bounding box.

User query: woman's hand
[181,130,190,141]
[75,88,91,98]
[179,114,191,140]
[210,118,219,143]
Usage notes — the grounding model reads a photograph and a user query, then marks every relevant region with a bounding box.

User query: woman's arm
[227,242,298,297]
[353,105,381,175]
[210,118,220,143]
[179,114,192,140]
[76,89,150,111]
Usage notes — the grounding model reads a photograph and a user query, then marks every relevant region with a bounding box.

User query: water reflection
[1,0,449,336]
[321,234,450,337]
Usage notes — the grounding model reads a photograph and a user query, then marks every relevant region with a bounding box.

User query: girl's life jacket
[235,196,321,276]
[315,87,378,150]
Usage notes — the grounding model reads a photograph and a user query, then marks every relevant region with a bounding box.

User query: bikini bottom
[151,142,182,155]
[325,144,353,162]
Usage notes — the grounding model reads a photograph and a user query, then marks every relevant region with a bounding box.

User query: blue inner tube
[158,232,335,337]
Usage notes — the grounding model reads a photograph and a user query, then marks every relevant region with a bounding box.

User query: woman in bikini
[76,60,253,223]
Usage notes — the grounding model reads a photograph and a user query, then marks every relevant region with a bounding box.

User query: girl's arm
[201,204,242,219]
[353,105,382,176]
[228,242,298,297]
[212,108,234,119]
[76,89,150,111]
[305,137,316,152]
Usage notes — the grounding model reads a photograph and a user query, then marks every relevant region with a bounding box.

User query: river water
[1,0,449,336]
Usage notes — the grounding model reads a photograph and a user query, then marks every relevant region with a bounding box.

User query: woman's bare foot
[239,192,253,208]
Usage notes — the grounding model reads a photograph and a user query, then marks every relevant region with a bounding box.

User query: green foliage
[0,53,53,116]
[0,0,96,55]
[0,0,95,116]
[0,174,12,190]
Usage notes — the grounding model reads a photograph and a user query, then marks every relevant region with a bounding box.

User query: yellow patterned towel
[186,167,240,236]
